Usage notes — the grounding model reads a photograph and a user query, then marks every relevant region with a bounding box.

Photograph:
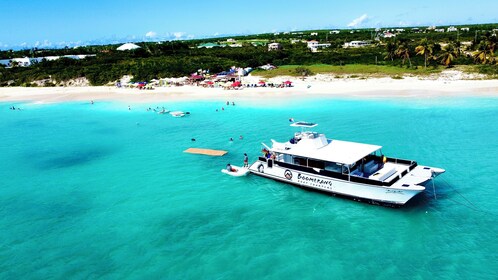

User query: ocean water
[1,96,497,279]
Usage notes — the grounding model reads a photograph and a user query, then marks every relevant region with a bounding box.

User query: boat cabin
[263,123,418,185]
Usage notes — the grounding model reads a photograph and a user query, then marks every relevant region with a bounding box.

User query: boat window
[342,165,350,174]
[308,159,325,169]
[324,162,342,173]
[283,154,293,163]
[293,156,307,166]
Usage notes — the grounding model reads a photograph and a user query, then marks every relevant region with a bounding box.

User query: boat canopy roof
[278,139,382,165]
[290,121,318,128]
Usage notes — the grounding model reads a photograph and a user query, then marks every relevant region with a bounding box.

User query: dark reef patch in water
[30,147,116,170]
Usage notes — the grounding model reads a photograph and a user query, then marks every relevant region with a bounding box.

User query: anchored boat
[249,122,445,206]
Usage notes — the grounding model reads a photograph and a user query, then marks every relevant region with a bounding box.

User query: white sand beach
[1,73,497,104]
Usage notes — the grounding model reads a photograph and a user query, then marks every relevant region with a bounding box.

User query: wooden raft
[184,148,228,156]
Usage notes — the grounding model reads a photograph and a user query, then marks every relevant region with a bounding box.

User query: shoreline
[1,76,497,104]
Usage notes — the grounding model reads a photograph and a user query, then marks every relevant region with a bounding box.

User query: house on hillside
[268,42,282,51]
[460,27,470,32]
[329,30,340,34]
[307,40,331,52]
[343,41,371,48]
[382,31,396,38]
[447,26,458,32]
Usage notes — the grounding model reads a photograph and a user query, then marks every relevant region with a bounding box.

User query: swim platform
[184,148,228,156]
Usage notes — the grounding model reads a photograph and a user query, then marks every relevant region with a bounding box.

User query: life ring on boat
[258,164,264,173]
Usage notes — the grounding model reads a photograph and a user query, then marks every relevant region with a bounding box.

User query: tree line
[0,27,496,86]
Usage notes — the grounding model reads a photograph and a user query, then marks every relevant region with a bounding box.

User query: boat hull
[249,160,426,206]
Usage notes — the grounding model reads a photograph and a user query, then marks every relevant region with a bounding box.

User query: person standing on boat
[243,153,248,167]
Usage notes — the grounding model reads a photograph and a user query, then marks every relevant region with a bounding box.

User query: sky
[1,0,497,49]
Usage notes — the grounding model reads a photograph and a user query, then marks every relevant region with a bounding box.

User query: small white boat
[157,109,170,114]
[170,111,185,117]
[221,165,249,177]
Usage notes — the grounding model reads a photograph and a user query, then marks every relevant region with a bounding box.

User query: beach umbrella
[206,81,214,85]
[284,80,292,85]
[258,81,266,85]
[231,81,241,87]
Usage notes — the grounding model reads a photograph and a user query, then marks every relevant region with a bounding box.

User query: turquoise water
[1,97,497,279]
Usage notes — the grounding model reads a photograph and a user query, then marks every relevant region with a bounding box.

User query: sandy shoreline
[1,75,497,104]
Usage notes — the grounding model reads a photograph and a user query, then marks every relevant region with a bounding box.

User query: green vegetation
[0,23,496,86]
[253,64,441,78]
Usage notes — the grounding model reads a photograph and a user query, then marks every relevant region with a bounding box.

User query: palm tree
[473,34,497,64]
[395,41,412,67]
[439,43,459,67]
[384,40,397,61]
[415,39,434,69]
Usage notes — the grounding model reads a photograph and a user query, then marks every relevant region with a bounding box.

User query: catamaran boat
[248,122,445,206]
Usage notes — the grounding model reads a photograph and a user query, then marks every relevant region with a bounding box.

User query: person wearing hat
[243,153,249,167]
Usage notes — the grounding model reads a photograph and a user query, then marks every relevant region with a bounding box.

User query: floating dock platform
[184,148,228,156]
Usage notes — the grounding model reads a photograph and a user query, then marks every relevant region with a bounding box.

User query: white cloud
[173,32,185,39]
[347,14,369,27]
[145,31,157,38]
[33,40,53,48]
[213,32,220,36]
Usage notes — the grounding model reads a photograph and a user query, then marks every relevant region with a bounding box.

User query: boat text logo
[297,173,333,188]
[284,170,293,180]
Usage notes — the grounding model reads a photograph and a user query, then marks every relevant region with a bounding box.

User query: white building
[310,32,318,36]
[434,29,445,33]
[267,42,282,51]
[0,54,96,67]
[460,27,470,32]
[343,41,371,48]
[307,40,331,52]
[447,26,458,32]
[382,32,396,38]
[117,43,141,51]
[329,30,340,34]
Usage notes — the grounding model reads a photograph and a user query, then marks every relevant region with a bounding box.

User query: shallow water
[1,97,497,279]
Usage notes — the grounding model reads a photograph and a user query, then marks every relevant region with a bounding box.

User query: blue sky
[1,0,497,49]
